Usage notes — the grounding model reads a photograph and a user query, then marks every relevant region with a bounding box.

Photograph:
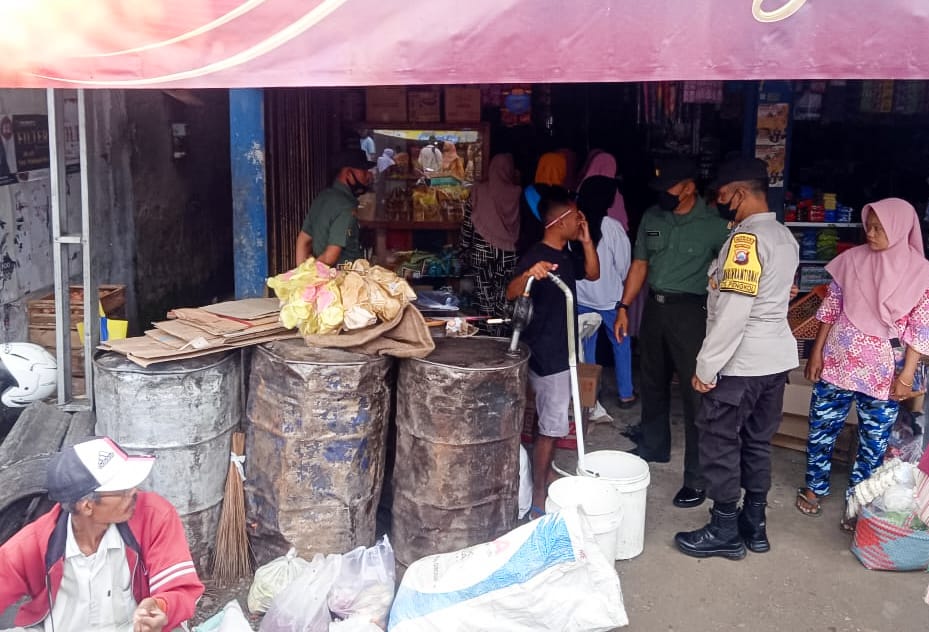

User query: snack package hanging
[388,506,628,631]
[247,548,312,614]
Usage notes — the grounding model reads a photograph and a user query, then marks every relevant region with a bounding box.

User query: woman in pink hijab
[579,150,629,231]
[460,154,522,324]
[796,198,929,525]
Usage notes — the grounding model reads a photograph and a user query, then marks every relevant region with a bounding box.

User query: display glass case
[364,124,489,225]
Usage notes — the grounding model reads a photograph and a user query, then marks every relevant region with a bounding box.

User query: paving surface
[571,377,929,632]
[5,377,927,631]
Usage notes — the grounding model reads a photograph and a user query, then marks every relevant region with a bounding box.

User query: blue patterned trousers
[805,380,899,498]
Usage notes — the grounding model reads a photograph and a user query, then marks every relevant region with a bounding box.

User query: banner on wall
[2,1,929,89]
[754,103,788,189]
[0,114,50,186]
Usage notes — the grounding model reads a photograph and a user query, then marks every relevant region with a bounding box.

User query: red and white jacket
[0,491,204,629]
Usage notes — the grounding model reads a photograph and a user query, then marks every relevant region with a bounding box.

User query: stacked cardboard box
[100,298,296,367]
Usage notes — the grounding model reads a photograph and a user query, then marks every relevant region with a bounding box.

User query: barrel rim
[93,350,238,374]
[256,340,393,367]
[406,337,529,371]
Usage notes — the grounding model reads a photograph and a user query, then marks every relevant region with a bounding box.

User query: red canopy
[7,0,929,88]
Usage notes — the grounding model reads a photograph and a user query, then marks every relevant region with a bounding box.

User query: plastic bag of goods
[248,548,313,614]
[328,535,397,628]
[329,621,384,632]
[193,600,253,632]
[387,505,628,632]
[518,445,532,520]
[260,553,342,632]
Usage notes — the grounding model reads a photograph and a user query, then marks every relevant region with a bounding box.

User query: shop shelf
[785,222,862,228]
[360,220,462,230]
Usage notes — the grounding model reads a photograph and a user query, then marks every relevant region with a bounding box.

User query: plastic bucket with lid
[578,450,650,560]
[545,475,623,562]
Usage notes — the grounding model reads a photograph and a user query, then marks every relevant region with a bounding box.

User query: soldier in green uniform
[614,159,730,509]
[296,150,372,267]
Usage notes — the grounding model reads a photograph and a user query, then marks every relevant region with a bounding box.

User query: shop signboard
[4,1,929,89]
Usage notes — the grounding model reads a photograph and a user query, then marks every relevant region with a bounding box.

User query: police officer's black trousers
[696,372,789,505]
[638,295,706,489]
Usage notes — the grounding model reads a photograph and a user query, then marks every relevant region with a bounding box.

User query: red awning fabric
[6,0,929,88]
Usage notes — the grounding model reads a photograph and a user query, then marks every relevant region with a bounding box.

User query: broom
[212,431,252,584]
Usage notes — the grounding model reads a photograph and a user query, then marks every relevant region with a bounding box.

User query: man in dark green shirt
[614,159,730,509]
[296,150,372,267]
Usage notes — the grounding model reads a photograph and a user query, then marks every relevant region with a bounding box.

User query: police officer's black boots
[674,503,746,560]
[738,494,770,553]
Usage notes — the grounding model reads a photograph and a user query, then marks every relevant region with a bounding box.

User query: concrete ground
[5,378,926,631]
[568,376,929,632]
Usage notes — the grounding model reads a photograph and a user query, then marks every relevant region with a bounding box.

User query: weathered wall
[126,90,233,329]
[0,88,233,343]
[0,89,83,343]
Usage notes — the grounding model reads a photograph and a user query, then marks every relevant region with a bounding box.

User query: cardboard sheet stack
[99,298,296,367]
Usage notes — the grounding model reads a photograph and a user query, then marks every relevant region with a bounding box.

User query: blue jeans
[578,305,634,400]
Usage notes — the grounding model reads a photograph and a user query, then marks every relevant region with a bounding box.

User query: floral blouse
[817,282,929,400]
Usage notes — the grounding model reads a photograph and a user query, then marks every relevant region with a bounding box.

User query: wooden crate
[27,284,126,329]
[773,413,857,464]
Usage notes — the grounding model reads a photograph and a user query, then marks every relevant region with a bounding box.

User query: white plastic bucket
[545,476,623,562]
[578,450,650,560]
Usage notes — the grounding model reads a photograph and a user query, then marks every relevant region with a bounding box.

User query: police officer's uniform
[675,157,799,560]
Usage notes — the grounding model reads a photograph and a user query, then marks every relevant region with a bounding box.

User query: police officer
[614,159,729,509]
[675,157,799,560]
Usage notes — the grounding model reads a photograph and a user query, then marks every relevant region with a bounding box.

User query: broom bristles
[212,431,252,584]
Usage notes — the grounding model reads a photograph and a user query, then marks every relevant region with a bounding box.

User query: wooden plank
[0,403,71,466]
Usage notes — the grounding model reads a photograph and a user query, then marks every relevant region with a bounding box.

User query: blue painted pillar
[230,88,268,298]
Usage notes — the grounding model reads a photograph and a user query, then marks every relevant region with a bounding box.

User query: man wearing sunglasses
[507,185,600,518]
[0,438,203,631]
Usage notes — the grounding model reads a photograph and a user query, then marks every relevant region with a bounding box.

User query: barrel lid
[412,337,529,371]
[94,350,235,374]
[258,339,387,366]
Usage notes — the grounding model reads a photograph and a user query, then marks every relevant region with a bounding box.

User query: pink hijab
[826,198,929,338]
[580,150,629,231]
[470,154,522,252]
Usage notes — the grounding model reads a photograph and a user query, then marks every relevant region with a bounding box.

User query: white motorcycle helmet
[0,343,57,407]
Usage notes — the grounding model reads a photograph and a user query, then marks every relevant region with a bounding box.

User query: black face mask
[348,171,370,197]
[658,191,680,212]
[716,190,741,222]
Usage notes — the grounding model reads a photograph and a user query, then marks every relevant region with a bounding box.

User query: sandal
[529,505,546,520]
[795,488,822,517]
[839,517,857,533]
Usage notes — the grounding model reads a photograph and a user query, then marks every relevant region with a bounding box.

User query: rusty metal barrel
[392,337,528,566]
[93,351,242,572]
[245,340,392,562]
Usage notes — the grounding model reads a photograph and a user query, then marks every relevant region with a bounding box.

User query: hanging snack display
[267,259,418,336]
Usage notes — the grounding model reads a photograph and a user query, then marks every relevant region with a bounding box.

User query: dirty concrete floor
[562,376,929,632]
[191,376,929,631]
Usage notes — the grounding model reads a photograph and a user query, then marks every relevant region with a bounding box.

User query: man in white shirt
[0,437,204,632]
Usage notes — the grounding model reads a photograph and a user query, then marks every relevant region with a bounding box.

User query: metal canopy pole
[78,91,97,407]
[47,88,95,408]
[46,88,71,404]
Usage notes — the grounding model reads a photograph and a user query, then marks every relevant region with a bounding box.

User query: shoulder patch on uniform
[719,232,762,297]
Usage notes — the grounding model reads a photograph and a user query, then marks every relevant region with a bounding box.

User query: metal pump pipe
[543,271,588,473]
